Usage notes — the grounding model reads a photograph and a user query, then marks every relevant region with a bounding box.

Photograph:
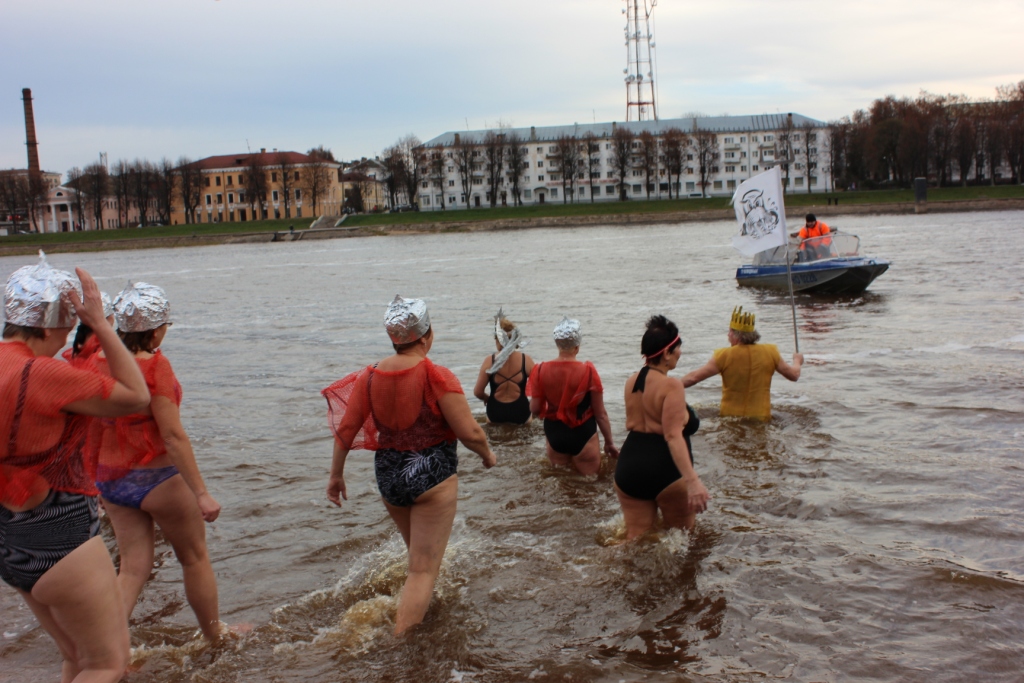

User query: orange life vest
[799,220,832,247]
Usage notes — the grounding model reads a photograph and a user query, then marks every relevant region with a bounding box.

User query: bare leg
[613,483,659,541]
[25,535,130,683]
[101,499,156,623]
[656,478,697,531]
[388,475,458,635]
[569,434,601,476]
[141,475,221,640]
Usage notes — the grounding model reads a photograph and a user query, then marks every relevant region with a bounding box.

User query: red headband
[644,334,680,361]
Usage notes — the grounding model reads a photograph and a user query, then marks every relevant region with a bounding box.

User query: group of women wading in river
[1,254,802,680]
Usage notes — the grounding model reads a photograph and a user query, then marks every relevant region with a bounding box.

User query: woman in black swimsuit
[614,315,710,539]
[473,311,534,425]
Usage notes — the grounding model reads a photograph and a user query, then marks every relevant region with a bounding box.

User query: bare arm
[661,383,709,513]
[590,391,618,458]
[438,392,496,468]
[63,268,149,416]
[776,353,803,382]
[681,357,720,388]
[327,439,349,507]
[472,356,492,404]
[151,395,220,522]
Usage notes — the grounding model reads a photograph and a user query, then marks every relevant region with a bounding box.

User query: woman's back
[624,367,677,434]
[488,351,531,403]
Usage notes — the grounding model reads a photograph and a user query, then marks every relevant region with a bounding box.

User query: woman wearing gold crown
[323,296,496,634]
[682,306,803,420]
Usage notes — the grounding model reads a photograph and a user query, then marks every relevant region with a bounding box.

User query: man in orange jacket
[796,213,833,260]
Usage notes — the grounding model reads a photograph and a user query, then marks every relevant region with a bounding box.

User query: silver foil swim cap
[114,282,172,333]
[385,295,430,344]
[3,251,82,328]
[488,307,529,375]
[553,317,582,348]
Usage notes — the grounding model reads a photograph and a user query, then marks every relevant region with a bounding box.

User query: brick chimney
[22,88,40,174]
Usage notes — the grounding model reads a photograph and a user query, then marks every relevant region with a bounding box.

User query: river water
[2,211,1023,682]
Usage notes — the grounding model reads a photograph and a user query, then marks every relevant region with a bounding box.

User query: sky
[2,0,1022,177]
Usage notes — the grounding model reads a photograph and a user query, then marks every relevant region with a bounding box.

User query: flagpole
[785,240,800,353]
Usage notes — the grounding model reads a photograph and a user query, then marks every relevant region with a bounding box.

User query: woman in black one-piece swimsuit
[473,314,535,425]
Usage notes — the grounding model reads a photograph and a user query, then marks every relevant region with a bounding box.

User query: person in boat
[795,213,833,261]
[62,291,114,368]
[527,317,618,475]
[473,308,535,425]
[1,254,150,682]
[323,295,497,635]
[682,306,802,421]
[89,282,226,641]
[615,315,710,537]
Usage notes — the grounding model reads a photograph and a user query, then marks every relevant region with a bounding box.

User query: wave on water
[806,333,1024,362]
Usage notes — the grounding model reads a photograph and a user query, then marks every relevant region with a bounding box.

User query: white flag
[731,166,788,257]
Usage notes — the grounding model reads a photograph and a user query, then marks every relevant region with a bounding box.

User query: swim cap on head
[553,317,582,348]
[729,306,755,333]
[3,251,82,328]
[488,307,529,375]
[114,282,172,333]
[385,295,430,344]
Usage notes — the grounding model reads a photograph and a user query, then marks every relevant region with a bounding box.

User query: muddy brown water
[2,212,1023,682]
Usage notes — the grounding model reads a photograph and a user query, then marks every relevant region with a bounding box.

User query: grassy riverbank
[1,186,1021,256]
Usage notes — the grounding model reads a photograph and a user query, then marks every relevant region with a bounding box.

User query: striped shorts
[0,491,100,593]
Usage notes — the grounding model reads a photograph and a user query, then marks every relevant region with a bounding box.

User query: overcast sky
[2,0,1022,176]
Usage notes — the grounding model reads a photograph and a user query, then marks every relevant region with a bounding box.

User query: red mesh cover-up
[88,350,182,481]
[323,358,464,452]
[0,341,116,507]
[61,335,101,369]
[526,360,603,428]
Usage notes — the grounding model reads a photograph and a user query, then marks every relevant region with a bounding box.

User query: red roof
[184,151,336,171]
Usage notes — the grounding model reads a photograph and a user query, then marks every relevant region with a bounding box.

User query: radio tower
[623,0,658,121]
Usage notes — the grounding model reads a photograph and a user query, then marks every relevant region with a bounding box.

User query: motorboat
[735,231,889,295]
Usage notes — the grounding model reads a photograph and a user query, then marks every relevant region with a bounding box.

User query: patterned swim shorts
[374,440,458,507]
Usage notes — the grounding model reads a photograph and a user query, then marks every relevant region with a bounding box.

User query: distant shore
[1,197,1022,258]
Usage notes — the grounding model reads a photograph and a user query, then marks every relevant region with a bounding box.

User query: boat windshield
[752,231,861,265]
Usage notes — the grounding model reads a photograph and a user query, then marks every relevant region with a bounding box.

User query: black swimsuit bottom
[486,355,531,425]
[613,366,700,501]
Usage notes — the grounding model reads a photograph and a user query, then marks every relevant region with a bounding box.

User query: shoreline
[1,197,1021,257]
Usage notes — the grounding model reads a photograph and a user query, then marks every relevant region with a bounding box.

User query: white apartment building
[417,114,830,210]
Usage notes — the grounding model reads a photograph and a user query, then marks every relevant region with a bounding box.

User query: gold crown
[729,306,756,333]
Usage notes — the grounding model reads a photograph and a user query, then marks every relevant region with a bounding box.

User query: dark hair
[3,323,46,340]
[641,315,681,361]
[119,329,159,354]
[71,323,94,356]
[805,213,816,222]
[392,325,432,352]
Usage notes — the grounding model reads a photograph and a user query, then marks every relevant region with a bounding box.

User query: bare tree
[130,159,157,227]
[276,154,294,218]
[382,145,404,208]
[66,167,86,230]
[690,125,717,198]
[997,81,1024,184]
[452,135,475,210]
[244,154,268,220]
[776,115,796,192]
[636,130,658,200]
[554,134,580,204]
[610,126,635,201]
[112,160,132,228]
[303,147,333,215]
[798,120,820,193]
[82,162,109,230]
[979,102,1006,186]
[0,173,28,231]
[581,132,600,203]
[953,112,978,186]
[154,158,175,224]
[396,135,422,208]
[662,127,687,199]
[483,131,506,207]
[177,157,202,224]
[427,144,447,210]
[505,133,528,206]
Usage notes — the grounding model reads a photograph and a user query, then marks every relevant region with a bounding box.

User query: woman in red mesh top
[324,296,496,634]
[89,282,225,641]
[1,255,150,683]
[527,317,618,476]
[62,290,114,368]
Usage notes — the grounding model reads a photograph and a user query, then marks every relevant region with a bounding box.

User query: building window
[227,176,233,185]
[727,180,736,189]
[272,190,279,202]
[551,188,558,197]
[205,177,211,187]
[448,196,455,204]
[793,134,801,141]
[272,172,278,182]
[422,197,431,206]
[579,187,586,196]
[422,181,429,188]
[606,171,614,178]
[606,185,616,195]
[752,136,759,142]
[228,193,234,203]
[448,180,455,187]
[524,189,533,199]
[724,137,734,143]
[686,181,695,191]
[632,184,641,193]
[537,175,544,181]
[296,207,302,217]
[686,154,693,161]
[725,152,735,158]
[295,189,301,200]
[713,180,723,190]
[725,166,736,173]
[239,174,245,184]
[752,165,759,171]
[216,193,222,204]
[795,177,804,186]
[205,194,212,205]
[740,136,746,142]
[215,176,221,186]
[741,166,747,172]
[764,135,774,141]
[294,172,300,181]
[537,161,543,167]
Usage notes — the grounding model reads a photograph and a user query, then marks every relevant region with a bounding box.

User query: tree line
[828,81,1024,189]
